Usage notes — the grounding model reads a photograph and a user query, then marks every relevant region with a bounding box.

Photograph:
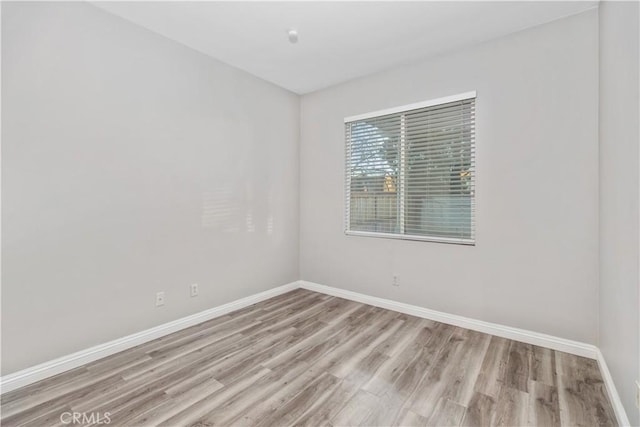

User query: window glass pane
[348,116,401,233]
[404,101,474,239]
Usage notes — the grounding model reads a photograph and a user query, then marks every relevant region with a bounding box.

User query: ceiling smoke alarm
[287,29,298,44]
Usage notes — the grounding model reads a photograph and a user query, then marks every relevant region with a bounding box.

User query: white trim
[345,230,475,246]
[0,282,299,395]
[3,277,626,424]
[299,280,597,359]
[596,349,632,426]
[344,91,477,123]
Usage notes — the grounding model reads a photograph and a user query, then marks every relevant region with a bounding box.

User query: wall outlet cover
[392,275,400,287]
[156,291,165,307]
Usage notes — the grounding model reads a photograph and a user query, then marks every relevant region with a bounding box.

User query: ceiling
[94,1,598,94]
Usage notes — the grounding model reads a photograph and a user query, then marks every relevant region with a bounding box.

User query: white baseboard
[1,279,629,427]
[299,281,598,359]
[596,349,632,427]
[0,281,299,395]
[301,281,632,423]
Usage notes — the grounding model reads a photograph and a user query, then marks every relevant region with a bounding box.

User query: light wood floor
[1,289,617,427]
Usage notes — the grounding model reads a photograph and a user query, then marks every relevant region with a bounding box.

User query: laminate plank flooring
[1,289,617,426]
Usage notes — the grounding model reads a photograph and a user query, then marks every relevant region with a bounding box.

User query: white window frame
[344,91,476,246]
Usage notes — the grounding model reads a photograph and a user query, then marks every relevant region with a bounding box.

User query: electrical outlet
[190,283,199,297]
[636,380,640,408]
[392,275,400,287]
[156,291,165,307]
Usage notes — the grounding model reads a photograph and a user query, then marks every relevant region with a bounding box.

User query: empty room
[1,1,639,426]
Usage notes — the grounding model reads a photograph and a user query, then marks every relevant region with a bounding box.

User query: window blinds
[345,92,476,245]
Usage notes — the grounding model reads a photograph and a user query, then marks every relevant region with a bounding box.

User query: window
[345,92,476,245]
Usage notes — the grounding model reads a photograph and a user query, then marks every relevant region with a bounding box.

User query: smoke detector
[287,29,298,44]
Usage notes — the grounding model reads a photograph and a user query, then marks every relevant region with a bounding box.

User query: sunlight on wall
[201,188,239,232]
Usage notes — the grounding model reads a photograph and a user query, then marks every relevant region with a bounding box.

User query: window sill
[344,230,475,246]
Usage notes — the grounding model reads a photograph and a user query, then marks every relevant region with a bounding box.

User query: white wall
[599,2,640,424]
[1,2,299,375]
[5,5,635,415]
[300,10,599,344]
